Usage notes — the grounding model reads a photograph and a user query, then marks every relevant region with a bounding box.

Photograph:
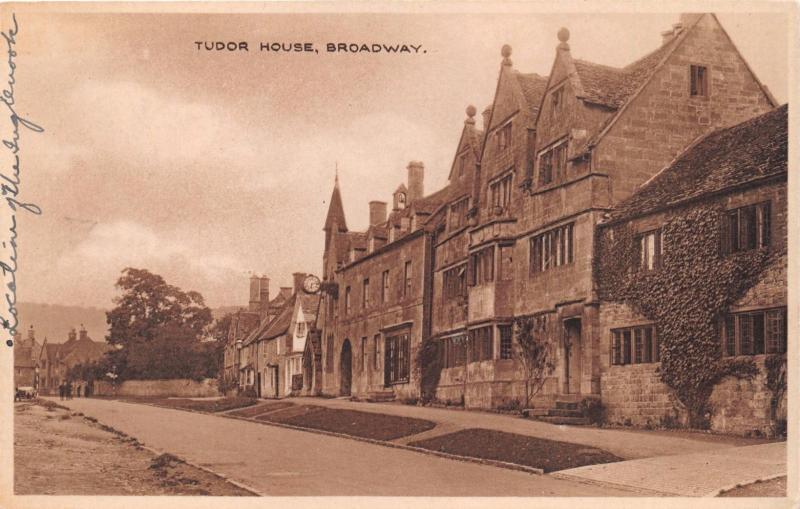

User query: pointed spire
[324,167,348,233]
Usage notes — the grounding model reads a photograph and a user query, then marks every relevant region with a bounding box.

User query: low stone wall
[601,357,786,435]
[94,378,219,397]
[601,363,680,428]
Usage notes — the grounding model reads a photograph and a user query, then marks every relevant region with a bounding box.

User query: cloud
[55,221,247,305]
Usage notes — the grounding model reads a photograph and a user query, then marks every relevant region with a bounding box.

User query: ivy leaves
[596,203,774,426]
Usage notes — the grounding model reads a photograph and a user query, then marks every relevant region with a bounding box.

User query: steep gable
[591,13,776,204]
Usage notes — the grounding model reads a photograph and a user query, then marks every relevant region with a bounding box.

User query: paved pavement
[552,442,787,497]
[51,397,636,496]
[295,396,772,460]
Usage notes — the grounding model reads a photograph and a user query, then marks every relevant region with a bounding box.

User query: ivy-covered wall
[595,181,787,434]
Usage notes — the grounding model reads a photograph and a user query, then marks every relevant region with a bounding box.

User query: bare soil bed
[409,428,623,473]
[99,395,258,413]
[718,476,786,497]
[259,405,436,441]
[14,401,252,495]
[229,401,296,418]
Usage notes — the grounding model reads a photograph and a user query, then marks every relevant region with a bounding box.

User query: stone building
[317,164,453,400]
[38,325,110,394]
[14,327,42,389]
[240,273,320,398]
[222,274,291,392]
[595,105,787,434]
[425,13,777,416]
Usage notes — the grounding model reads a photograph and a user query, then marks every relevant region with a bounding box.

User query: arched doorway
[340,339,352,396]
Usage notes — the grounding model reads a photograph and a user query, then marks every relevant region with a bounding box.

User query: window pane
[644,328,653,363]
[724,315,736,356]
[623,331,632,364]
[753,313,765,355]
[612,331,621,365]
[739,315,754,355]
[634,329,643,363]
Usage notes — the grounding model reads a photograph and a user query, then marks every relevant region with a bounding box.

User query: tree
[105,268,214,380]
[107,268,212,347]
[513,315,555,409]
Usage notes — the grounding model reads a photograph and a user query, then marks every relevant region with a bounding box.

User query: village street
[44,396,787,497]
[48,397,640,496]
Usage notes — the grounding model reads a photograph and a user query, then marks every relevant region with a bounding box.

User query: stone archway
[340,339,352,396]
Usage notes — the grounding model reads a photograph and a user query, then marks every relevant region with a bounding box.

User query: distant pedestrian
[77,385,82,398]
[58,383,65,400]
[66,381,72,400]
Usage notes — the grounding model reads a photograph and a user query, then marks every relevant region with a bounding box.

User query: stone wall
[94,378,219,397]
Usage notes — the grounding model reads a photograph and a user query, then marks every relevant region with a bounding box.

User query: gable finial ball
[558,27,570,43]
[501,44,512,58]
[466,105,477,118]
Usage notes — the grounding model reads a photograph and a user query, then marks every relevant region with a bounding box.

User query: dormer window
[296,321,306,338]
[497,122,512,151]
[690,65,708,97]
[397,192,407,209]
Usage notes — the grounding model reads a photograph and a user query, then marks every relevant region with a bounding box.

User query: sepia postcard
[1,1,797,507]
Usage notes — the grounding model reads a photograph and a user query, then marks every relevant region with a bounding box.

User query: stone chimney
[27,324,35,341]
[369,201,387,226]
[249,275,260,311]
[293,272,307,294]
[79,324,88,341]
[407,161,424,203]
[259,275,270,311]
[67,327,77,342]
[482,106,492,132]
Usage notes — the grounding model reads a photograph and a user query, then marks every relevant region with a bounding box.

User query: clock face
[302,274,321,294]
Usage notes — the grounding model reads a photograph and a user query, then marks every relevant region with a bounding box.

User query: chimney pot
[79,324,88,341]
[406,161,424,203]
[27,325,34,341]
[369,201,388,226]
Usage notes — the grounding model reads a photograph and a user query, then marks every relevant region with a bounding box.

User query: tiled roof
[574,37,680,109]
[298,293,320,324]
[606,105,787,223]
[515,72,549,115]
[260,296,295,340]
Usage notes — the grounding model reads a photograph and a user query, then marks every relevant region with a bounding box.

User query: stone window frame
[537,137,568,187]
[722,306,786,357]
[529,222,574,275]
[496,121,513,152]
[442,262,468,301]
[381,269,390,304]
[611,324,659,366]
[636,228,664,272]
[467,325,494,363]
[689,64,709,98]
[448,195,470,232]
[720,200,771,256]
[373,333,382,371]
[403,260,413,298]
[344,286,351,316]
[441,334,468,369]
[385,331,411,385]
[468,244,495,286]
[362,277,370,309]
[488,169,514,216]
[361,336,368,372]
[550,85,565,119]
[499,324,514,360]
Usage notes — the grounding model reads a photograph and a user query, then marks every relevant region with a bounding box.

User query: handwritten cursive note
[0,13,44,344]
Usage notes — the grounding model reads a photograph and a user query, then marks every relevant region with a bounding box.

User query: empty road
[54,398,634,496]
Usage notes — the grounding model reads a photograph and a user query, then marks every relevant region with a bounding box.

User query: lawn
[409,428,622,473]
[259,405,436,441]
[105,396,259,413]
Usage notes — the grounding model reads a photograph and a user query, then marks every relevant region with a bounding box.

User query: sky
[10,7,789,310]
